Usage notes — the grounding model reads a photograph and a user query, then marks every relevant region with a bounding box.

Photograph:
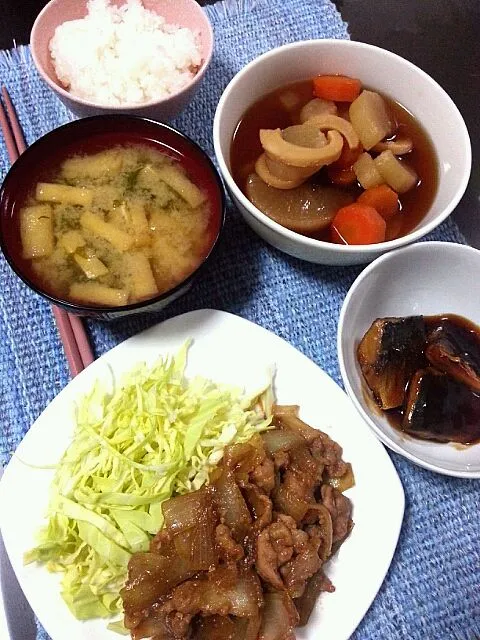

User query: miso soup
[18,144,213,307]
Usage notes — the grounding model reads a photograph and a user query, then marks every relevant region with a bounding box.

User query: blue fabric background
[0,0,478,638]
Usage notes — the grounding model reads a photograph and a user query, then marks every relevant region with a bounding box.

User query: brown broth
[230,79,439,242]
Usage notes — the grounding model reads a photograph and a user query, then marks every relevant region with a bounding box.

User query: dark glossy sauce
[230,79,438,242]
[385,314,480,445]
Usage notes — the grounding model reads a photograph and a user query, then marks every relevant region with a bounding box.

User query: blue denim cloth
[0,1,478,639]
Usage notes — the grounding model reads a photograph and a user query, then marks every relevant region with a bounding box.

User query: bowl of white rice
[30,0,214,120]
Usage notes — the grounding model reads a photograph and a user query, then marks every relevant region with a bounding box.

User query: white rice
[49,0,202,106]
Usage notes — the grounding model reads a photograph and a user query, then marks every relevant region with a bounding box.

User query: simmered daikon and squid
[231,75,438,245]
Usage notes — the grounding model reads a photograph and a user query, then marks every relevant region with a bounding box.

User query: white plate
[0,309,404,640]
[338,242,480,478]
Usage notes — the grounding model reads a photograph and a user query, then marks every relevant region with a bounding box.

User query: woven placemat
[0,1,478,639]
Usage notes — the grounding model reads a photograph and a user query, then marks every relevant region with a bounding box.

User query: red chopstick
[0,86,95,376]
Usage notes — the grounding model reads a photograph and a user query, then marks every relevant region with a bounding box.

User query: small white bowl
[213,39,472,266]
[30,0,213,121]
[337,241,480,478]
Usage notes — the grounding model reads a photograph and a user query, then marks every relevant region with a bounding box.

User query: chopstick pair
[0,87,94,377]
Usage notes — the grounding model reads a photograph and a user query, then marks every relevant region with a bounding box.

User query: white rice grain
[49,0,202,106]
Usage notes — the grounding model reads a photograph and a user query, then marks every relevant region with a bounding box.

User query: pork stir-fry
[121,406,354,639]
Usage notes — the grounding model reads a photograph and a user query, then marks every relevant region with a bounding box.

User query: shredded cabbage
[25,342,273,620]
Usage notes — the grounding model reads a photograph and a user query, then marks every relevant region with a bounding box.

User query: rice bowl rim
[30,0,214,111]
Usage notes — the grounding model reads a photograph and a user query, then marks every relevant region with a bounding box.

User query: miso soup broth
[17,144,213,307]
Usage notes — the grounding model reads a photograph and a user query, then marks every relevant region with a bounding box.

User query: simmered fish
[425,316,480,393]
[357,316,426,409]
[402,368,480,444]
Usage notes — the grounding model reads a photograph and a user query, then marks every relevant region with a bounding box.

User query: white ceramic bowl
[213,39,472,265]
[30,0,213,121]
[337,241,480,478]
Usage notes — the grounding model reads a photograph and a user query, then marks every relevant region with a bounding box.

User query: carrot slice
[357,184,399,220]
[331,203,386,245]
[313,75,362,103]
[327,166,357,186]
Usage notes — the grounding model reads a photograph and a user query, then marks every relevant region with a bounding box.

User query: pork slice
[250,456,276,493]
[320,484,353,544]
[215,523,244,564]
[162,567,263,619]
[310,433,348,479]
[256,514,322,598]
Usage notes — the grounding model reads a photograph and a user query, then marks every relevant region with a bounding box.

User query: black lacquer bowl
[0,115,225,320]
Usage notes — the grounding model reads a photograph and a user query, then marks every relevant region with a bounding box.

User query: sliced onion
[224,435,265,476]
[273,412,319,443]
[213,469,252,542]
[258,590,300,640]
[328,462,355,493]
[195,614,261,640]
[173,518,217,571]
[234,614,262,640]
[162,486,211,533]
[261,429,304,455]
[156,488,218,572]
[227,569,264,617]
[121,552,194,614]
[294,570,335,626]
[273,481,310,522]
